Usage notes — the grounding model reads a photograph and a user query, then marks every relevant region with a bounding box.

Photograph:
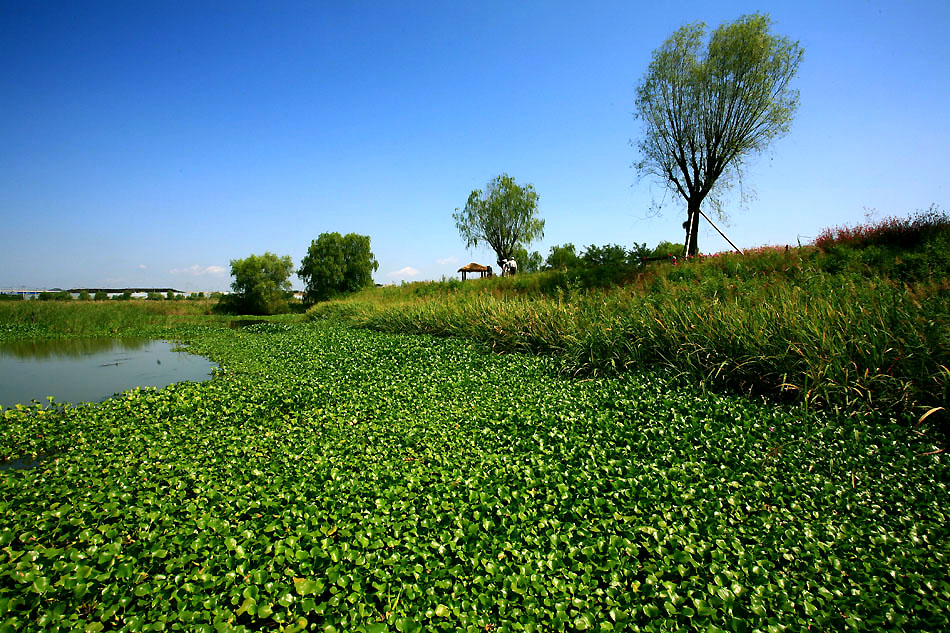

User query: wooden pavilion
[457,262,491,280]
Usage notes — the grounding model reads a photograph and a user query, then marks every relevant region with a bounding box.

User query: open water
[0,338,217,408]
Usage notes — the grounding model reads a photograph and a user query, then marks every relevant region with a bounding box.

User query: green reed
[0,299,221,340]
[308,269,949,427]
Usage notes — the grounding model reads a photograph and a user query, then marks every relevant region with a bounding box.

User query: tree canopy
[297,232,378,303]
[634,13,803,257]
[453,174,545,268]
[227,252,294,315]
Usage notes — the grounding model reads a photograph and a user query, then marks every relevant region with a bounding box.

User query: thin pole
[698,209,743,255]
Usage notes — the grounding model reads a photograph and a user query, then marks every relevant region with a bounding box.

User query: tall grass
[308,245,949,430]
[0,299,222,339]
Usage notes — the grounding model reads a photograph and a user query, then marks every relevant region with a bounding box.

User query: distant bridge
[1,287,187,299]
[67,288,183,294]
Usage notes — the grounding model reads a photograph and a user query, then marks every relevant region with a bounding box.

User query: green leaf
[294,577,324,596]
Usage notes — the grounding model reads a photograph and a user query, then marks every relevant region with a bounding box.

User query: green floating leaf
[294,577,324,596]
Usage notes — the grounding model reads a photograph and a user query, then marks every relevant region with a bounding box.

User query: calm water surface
[0,338,217,407]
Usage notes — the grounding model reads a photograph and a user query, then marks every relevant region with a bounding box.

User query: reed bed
[307,271,949,427]
[0,299,221,339]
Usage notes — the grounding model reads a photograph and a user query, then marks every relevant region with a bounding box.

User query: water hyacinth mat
[1,323,947,632]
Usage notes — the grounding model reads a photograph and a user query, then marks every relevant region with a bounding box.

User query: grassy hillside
[308,209,950,432]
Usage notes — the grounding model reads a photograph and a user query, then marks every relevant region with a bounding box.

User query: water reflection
[1,337,151,359]
[0,339,216,407]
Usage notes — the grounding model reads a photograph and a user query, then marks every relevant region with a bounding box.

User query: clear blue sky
[2,0,947,291]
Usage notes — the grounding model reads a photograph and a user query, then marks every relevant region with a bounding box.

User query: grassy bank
[2,324,947,631]
[307,213,950,429]
[0,299,224,340]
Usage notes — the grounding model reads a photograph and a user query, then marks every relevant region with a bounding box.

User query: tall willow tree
[453,174,544,269]
[634,14,803,257]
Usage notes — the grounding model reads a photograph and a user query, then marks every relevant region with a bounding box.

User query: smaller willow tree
[227,252,294,315]
[453,174,544,269]
[634,14,803,257]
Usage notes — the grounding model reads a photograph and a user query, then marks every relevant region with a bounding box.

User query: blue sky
[1,0,947,291]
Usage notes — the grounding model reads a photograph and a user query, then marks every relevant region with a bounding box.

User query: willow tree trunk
[683,199,702,257]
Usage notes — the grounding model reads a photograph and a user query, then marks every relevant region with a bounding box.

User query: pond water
[0,338,217,408]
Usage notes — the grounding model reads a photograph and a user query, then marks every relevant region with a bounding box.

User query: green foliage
[0,294,24,302]
[297,232,379,304]
[38,291,71,301]
[93,291,108,301]
[651,241,685,258]
[511,246,543,273]
[146,292,163,301]
[0,299,221,339]
[0,324,946,631]
[634,13,803,256]
[114,291,132,301]
[815,206,950,283]
[223,252,295,315]
[307,241,950,423]
[453,174,545,267]
[545,243,580,270]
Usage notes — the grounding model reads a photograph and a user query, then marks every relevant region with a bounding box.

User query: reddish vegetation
[814,205,948,250]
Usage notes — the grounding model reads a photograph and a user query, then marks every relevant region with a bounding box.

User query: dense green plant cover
[815,206,950,283]
[1,323,947,631]
[310,220,950,425]
[0,300,221,340]
[309,256,950,426]
[38,291,72,301]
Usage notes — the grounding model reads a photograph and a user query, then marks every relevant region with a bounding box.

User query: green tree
[545,243,580,270]
[634,13,803,257]
[78,290,92,301]
[651,241,685,258]
[94,290,108,301]
[53,291,72,300]
[581,244,629,269]
[297,232,378,303]
[627,242,652,264]
[511,246,543,274]
[453,174,545,269]
[226,252,294,315]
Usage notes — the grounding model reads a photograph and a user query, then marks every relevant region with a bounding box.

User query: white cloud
[387,266,419,278]
[138,264,147,270]
[170,265,227,277]
[436,256,458,266]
